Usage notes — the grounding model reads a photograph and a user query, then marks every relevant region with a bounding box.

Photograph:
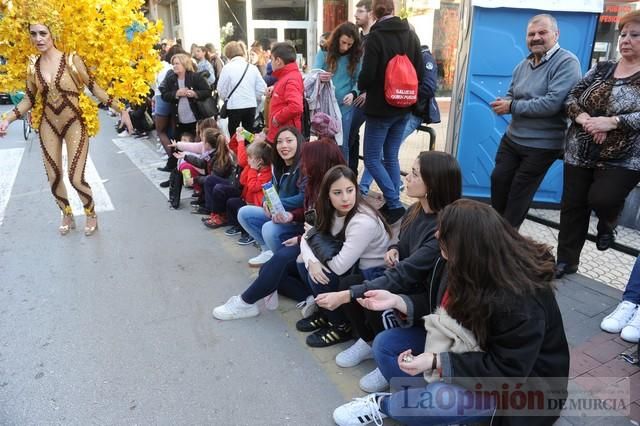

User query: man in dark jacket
[357,0,423,225]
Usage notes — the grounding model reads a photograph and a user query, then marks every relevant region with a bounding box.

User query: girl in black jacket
[333,199,569,426]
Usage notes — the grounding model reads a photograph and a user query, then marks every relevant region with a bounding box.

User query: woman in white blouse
[217,41,266,135]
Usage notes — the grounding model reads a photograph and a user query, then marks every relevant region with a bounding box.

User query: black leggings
[339,273,387,342]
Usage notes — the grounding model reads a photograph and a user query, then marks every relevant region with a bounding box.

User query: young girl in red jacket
[203,129,273,245]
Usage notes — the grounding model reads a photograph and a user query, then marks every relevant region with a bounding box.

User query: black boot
[158,154,177,172]
[168,169,183,209]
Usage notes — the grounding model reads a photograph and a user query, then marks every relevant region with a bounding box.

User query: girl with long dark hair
[333,199,569,426]
[236,127,307,266]
[314,22,362,163]
[212,139,346,320]
[295,165,392,348]
[314,151,461,392]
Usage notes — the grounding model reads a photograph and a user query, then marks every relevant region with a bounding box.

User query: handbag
[228,164,243,191]
[304,227,343,264]
[196,95,218,119]
[219,63,250,119]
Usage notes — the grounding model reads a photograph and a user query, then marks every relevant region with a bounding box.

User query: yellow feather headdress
[0,0,163,136]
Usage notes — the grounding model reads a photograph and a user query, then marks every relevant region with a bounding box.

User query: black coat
[160,70,212,121]
[440,287,570,426]
[358,16,423,117]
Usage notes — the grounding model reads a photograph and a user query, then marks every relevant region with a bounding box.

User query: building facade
[147,0,639,96]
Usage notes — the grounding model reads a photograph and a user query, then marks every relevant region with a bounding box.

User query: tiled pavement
[557,273,638,425]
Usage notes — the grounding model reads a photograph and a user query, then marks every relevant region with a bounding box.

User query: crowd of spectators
[119,4,640,425]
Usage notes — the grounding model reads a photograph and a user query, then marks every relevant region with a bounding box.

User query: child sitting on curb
[204,128,273,245]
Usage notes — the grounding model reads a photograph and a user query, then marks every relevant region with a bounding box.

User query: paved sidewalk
[555,273,637,425]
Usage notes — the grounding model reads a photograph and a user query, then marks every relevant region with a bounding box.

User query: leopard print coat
[565,61,640,170]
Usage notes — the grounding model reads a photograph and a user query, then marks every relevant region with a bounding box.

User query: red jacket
[267,62,303,142]
[236,137,272,206]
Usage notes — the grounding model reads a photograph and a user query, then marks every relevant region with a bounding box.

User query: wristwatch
[614,116,621,128]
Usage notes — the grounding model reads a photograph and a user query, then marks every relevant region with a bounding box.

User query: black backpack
[168,169,182,209]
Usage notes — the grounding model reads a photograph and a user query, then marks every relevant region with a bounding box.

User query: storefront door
[246,0,317,68]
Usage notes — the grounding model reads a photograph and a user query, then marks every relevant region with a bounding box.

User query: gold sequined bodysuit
[9,53,113,216]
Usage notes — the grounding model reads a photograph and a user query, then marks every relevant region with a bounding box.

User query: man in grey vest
[490,14,581,228]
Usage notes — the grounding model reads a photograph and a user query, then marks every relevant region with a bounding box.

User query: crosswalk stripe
[61,151,114,216]
[0,148,25,227]
[112,137,187,200]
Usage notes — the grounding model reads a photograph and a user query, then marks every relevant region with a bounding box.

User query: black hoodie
[358,16,423,117]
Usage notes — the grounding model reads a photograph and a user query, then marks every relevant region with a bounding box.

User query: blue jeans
[623,256,640,304]
[236,205,303,252]
[240,245,312,304]
[374,328,496,425]
[373,327,426,381]
[360,113,422,194]
[363,114,410,209]
[379,381,496,426]
[339,105,354,165]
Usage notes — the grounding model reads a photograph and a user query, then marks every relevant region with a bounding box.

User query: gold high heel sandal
[59,207,76,236]
[84,209,98,236]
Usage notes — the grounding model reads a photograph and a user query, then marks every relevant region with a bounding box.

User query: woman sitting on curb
[212,140,346,320]
[313,151,461,392]
[295,165,392,348]
[236,127,306,267]
[333,199,569,426]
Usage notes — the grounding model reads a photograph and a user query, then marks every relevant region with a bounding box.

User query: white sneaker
[336,338,374,368]
[248,250,273,267]
[263,291,279,310]
[212,295,259,320]
[333,393,388,426]
[621,308,640,342]
[118,130,129,137]
[296,295,318,318]
[359,368,389,393]
[600,301,637,333]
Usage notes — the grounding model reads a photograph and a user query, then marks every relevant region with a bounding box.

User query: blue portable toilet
[445,0,603,205]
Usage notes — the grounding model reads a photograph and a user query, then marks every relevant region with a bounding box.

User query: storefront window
[433,1,460,97]
[592,1,640,66]
[284,28,308,67]
[254,0,309,20]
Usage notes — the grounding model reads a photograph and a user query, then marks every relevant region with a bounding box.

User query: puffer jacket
[267,62,304,142]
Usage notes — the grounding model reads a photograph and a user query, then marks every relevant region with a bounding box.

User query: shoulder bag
[219,63,250,119]
[304,226,343,265]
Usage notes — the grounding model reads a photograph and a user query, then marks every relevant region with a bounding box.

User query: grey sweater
[506,46,581,150]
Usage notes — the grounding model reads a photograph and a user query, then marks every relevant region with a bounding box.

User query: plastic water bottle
[181,169,192,184]
[262,182,286,216]
[241,129,254,143]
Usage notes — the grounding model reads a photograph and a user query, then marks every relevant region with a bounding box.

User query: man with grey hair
[490,14,581,228]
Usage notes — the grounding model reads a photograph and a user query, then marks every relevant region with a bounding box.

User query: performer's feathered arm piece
[70,54,122,114]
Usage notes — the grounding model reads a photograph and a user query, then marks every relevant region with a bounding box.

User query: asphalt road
[0,108,349,425]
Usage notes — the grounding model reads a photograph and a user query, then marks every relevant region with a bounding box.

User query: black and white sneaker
[224,226,243,236]
[237,233,256,245]
[333,393,389,426]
